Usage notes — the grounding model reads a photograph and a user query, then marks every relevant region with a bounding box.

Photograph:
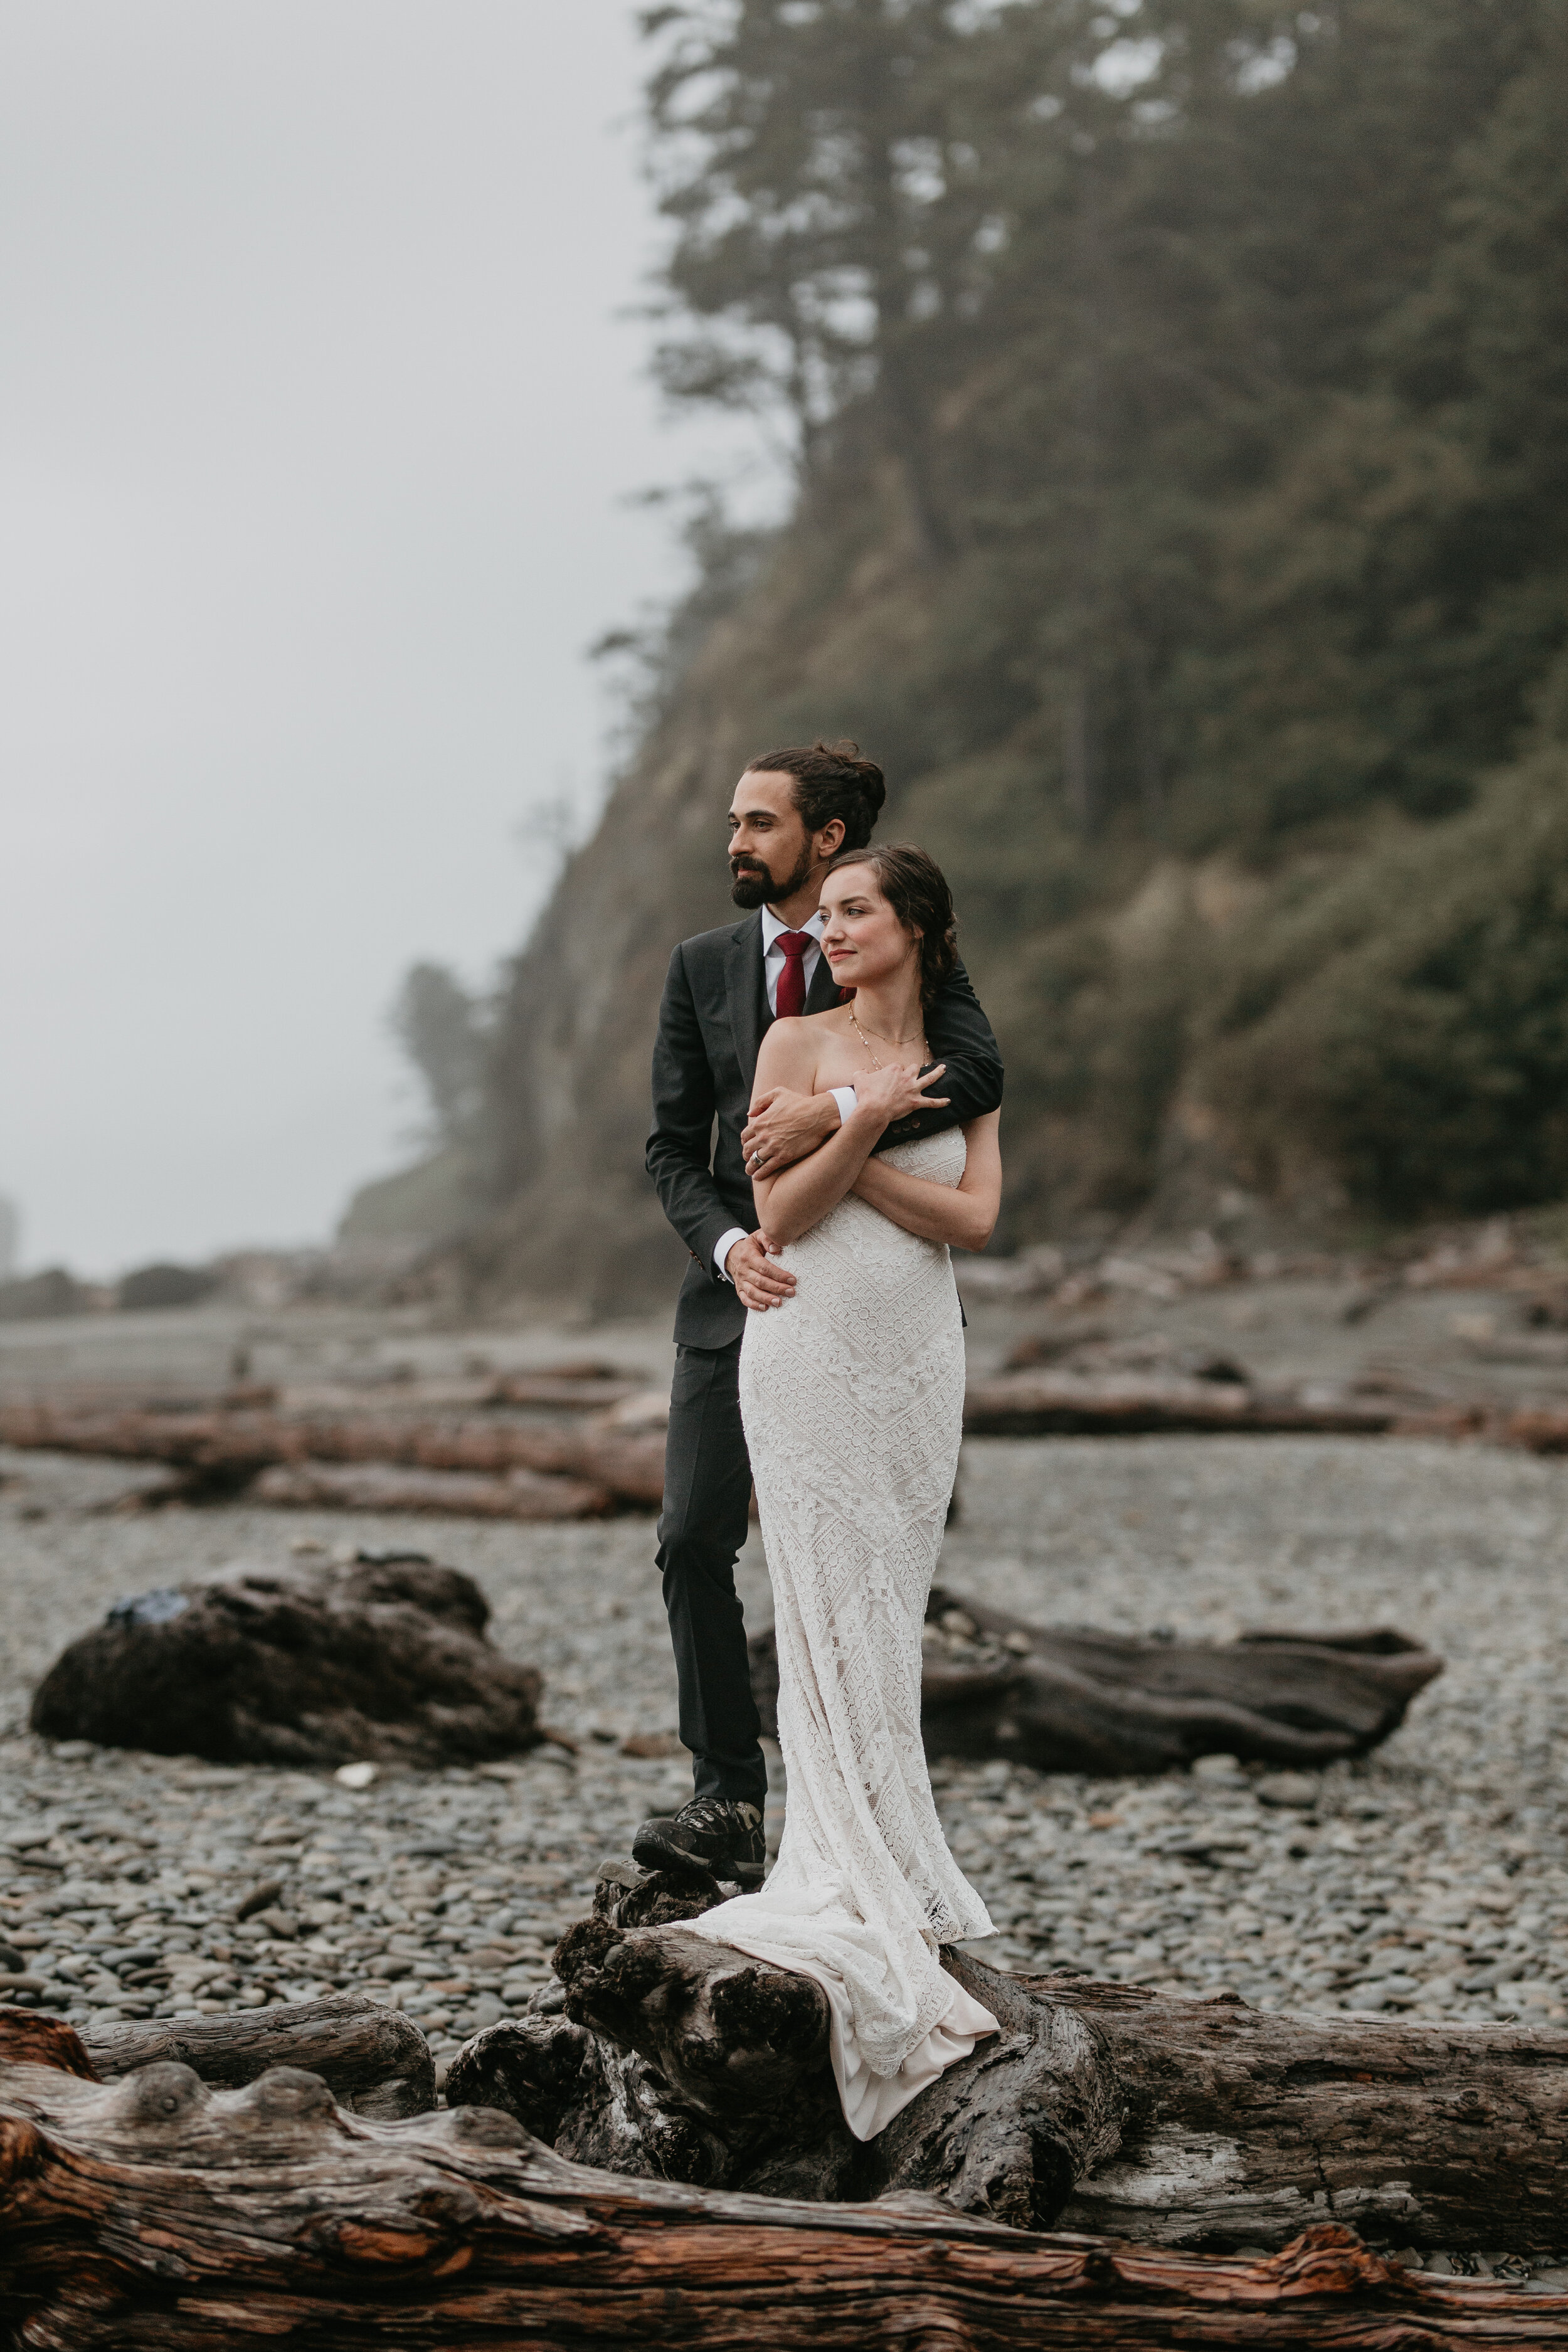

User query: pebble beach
[5,1429,1567,2097]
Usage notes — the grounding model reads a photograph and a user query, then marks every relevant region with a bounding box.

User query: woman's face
[820,865,919,992]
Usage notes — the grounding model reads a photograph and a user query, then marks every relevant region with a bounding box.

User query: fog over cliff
[0,0,760,1276]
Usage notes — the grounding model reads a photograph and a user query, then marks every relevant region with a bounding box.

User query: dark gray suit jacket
[646,911,1004,1346]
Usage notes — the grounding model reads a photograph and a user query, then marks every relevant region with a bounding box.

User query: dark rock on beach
[29,1552,543,1769]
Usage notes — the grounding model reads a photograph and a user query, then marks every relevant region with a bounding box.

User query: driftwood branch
[750,1584,1443,1774]
[78,1989,435,2119]
[3,2019,1565,2346]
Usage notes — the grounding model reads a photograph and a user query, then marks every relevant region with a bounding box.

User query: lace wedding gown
[691,1126,998,2139]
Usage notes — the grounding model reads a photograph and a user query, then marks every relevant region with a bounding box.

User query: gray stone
[1254,1772,1320,1809]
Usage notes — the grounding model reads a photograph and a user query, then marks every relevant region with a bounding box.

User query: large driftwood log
[1039,1974,1568,2252]
[29,1554,544,1767]
[964,1370,1568,1456]
[447,1873,1568,2259]
[3,2026,1564,2346]
[750,1584,1443,1774]
[0,1401,667,1509]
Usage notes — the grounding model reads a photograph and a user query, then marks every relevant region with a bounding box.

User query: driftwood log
[75,1991,435,2119]
[750,1584,1443,1774]
[3,2013,1565,2347]
[8,1390,1568,1538]
[961,1370,1476,1439]
[251,1459,613,1519]
[0,1401,667,1510]
[29,1554,544,1767]
[447,1871,1568,2262]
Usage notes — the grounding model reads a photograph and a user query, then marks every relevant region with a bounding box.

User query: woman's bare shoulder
[754,1006,852,1096]
[753,1017,820,1083]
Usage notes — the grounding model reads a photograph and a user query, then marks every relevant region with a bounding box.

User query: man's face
[727,769,813,909]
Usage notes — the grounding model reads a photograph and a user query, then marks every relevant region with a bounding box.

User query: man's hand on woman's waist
[725,1231,797,1311]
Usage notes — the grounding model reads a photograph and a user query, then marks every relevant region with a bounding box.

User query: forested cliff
[466,0,1568,1313]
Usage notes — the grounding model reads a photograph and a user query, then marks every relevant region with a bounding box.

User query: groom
[633,739,1004,1886]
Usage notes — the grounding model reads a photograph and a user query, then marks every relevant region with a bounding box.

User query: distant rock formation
[335,1146,472,1279]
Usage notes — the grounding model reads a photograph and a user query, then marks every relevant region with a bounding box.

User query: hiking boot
[632,1797,766,1888]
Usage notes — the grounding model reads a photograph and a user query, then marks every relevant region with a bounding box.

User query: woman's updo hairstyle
[743,738,886,852]
[822,842,958,1010]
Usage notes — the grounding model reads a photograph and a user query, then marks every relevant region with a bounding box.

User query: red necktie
[773,930,812,1019]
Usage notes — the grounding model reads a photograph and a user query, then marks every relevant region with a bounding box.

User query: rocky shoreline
[4,1431,1567,2106]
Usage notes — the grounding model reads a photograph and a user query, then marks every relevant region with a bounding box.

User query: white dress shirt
[714,904,859,1281]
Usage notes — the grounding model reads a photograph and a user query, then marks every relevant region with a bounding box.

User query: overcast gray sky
[1,1,762,1277]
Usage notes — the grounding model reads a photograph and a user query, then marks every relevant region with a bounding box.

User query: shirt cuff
[712,1226,749,1282]
[830,1084,859,1125]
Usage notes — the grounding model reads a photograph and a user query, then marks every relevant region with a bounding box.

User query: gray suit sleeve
[645,944,739,1281]
[874,956,1004,1151]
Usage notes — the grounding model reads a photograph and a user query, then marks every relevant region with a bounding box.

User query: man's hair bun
[744,738,886,849]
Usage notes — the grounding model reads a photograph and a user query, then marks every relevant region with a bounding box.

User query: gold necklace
[850,1007,928,1070]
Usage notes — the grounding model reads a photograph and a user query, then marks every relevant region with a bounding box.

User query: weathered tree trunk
[3,2025,1565,2347]
[750,1584,1443,1774]
[0,1402,667,1510]
[1036,1973,1568,2252]
[78,1989,435,2119]
[443,1873,1568,2260]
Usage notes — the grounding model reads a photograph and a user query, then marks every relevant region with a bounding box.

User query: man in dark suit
[633,739,1004,1885]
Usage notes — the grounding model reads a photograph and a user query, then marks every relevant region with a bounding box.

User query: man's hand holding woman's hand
[726,1230,797,1311]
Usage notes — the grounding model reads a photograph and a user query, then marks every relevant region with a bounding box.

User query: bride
[690,841,1005,2139]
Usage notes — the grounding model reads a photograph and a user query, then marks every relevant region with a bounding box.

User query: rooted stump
[29,1551,544,1767]
[445,1873,1568,2260]
[750,1582,1443,1774]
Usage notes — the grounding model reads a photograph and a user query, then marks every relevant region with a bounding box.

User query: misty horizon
[1,1,770,1282]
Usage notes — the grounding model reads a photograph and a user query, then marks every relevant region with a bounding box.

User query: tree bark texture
[77,1990,435,2120]
[1033,1973,1568,2254]
[0,1403,667,1510]
[749,1585,1443,1774]
[28,1555,544,1768]
[4,2032,1566,2348]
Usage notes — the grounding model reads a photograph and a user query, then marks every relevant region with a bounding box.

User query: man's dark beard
[730,847,813,909]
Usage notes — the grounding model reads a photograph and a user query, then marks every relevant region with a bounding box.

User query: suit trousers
[657,1335,768,1812]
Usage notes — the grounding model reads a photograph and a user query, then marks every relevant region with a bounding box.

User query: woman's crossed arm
[849,1111,1001,1254]
[748,1021,950,1247]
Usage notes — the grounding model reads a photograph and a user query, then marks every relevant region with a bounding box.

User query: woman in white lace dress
[691,843,1004,2139]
